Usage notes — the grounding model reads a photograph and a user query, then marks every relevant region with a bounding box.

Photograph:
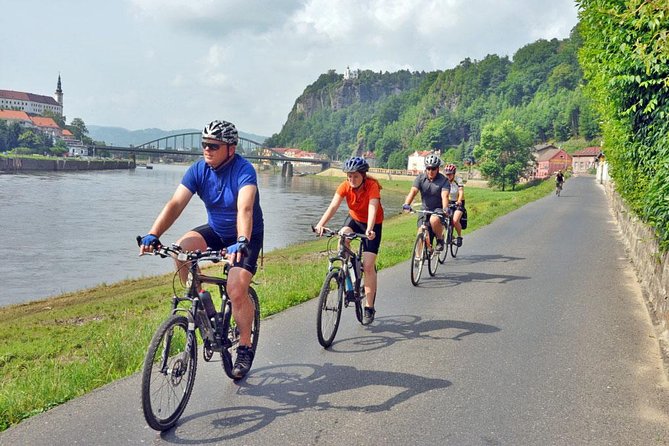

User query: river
[0,164,403,307]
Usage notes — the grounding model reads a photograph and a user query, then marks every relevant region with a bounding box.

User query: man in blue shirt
[140,120,263,379]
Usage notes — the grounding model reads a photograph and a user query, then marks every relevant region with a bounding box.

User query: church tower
[55,74,63,110]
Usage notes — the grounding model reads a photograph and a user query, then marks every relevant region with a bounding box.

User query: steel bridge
[87,132,330,171]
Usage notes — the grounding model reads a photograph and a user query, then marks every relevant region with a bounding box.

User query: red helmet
[444,163,457,174]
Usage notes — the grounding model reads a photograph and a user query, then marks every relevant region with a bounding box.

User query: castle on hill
[0,75,63,117]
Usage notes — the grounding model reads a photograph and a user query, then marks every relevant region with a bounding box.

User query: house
[571,146,601,174]
[30,116,64,139]
[534,147,572,179]
[407,150,439,174]
[0,109,33,127]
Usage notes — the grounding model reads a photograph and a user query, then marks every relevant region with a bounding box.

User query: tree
[474,120,533,191]
[68,118,89,141]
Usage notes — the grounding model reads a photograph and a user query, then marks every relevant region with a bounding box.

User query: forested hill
[266,27,599,169]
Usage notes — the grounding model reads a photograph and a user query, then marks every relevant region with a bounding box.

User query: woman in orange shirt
[314,157,384,325]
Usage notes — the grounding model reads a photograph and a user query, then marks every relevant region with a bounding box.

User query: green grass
[0,176,553,431]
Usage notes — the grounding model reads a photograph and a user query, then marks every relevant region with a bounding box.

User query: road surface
[2,176,667,445]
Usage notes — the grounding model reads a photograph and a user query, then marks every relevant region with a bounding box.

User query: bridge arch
[136,132,265,155]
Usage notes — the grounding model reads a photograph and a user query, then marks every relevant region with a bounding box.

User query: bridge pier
[281,162,293,178]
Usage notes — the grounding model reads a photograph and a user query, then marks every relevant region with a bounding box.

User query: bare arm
[403,187,419,209]
[456,186,464,205]
[236,184,257,240]
[141,184,193,253]
[366,198,380,240]
[314,193,345,236]
[441,189,450,210]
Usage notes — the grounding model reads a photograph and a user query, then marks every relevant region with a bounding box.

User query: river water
[0,164,403,307]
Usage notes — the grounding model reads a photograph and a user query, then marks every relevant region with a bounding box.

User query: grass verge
[0,177,553,431]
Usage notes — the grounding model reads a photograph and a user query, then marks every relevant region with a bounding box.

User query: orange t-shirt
[336,177,384,224]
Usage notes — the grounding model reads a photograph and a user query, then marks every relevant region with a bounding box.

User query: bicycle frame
[327,232,364,300]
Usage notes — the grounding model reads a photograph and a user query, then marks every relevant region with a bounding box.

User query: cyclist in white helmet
[402,154,450,251]
[139,119,263,380]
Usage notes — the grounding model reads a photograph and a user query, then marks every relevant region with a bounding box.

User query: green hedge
[578,0,669,250]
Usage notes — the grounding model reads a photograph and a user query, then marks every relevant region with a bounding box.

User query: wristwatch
[237,236,249,244]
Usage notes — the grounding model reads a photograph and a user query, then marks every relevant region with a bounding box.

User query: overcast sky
[1,0,579,137]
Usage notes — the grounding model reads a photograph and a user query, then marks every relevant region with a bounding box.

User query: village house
[530,144,572,179]
[407,150,440,174]
[571,146,601,174]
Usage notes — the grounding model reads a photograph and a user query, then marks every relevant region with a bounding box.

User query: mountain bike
[409,209,447,286]
[137,240,260,431]
[312,226,368,348]
[556,181,563,196]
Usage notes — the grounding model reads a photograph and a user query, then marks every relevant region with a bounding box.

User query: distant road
[2,176,667,445]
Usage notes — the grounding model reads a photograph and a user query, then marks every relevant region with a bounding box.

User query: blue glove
[139,234,160,248]
[402,204,412,211]
[226,241,249,256]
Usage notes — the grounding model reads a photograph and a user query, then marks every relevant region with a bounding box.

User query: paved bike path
[2,176,668,445]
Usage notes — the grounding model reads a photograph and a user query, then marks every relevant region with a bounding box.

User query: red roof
[536,148,572,162]
[572,146,601,157]
[0,110,31,121]
[0,89,60,106]
[30,116,60,129]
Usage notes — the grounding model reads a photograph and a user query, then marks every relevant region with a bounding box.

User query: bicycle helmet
[342,156,369,173]
[424,154,442,168]
[444,163,457,174]
[202,120,239,145]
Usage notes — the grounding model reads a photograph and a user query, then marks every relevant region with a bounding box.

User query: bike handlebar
[310,225,369,240]
[136,235,227,263]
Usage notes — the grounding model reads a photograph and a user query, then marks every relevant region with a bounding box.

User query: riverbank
[0,178,554,431]
[0,156,134,172]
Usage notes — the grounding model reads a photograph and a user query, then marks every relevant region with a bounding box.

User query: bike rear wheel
[141,314,197,431]
[221,288,261,379]
[316,269,344,348]
[410,233,425,286]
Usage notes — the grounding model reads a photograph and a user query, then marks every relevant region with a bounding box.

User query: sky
[1,0,579,137]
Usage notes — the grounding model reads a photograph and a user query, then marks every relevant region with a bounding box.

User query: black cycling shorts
[416,208,446,228]
[192,224,263,274]
[342,216,383,254]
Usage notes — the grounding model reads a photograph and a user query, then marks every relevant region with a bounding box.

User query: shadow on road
[412,270,531,289]
[450,254,525,266]
[164,362,451,443]
[322,314,501,354]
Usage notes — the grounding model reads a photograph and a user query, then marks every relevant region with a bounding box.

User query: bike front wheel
[141,314,197,431]
[317,269,344,348]
[410,233,426,286]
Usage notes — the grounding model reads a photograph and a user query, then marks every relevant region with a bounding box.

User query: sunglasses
[425,166,438,171]
[201,141,223,151]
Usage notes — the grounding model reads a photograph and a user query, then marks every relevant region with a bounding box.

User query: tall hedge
[578,0,669,250]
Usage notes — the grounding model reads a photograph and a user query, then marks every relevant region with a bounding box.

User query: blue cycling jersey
[181,155,264,239]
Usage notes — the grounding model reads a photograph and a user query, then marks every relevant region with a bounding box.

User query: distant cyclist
[314,157,383,325]
[556,170,565,188]
[402,154,450,251]
[443,164,465,247]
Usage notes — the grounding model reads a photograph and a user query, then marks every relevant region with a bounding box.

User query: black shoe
[456,237,463,247]
[232,345,254,380]
[435,239,445,251]
[362,307,375,325]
